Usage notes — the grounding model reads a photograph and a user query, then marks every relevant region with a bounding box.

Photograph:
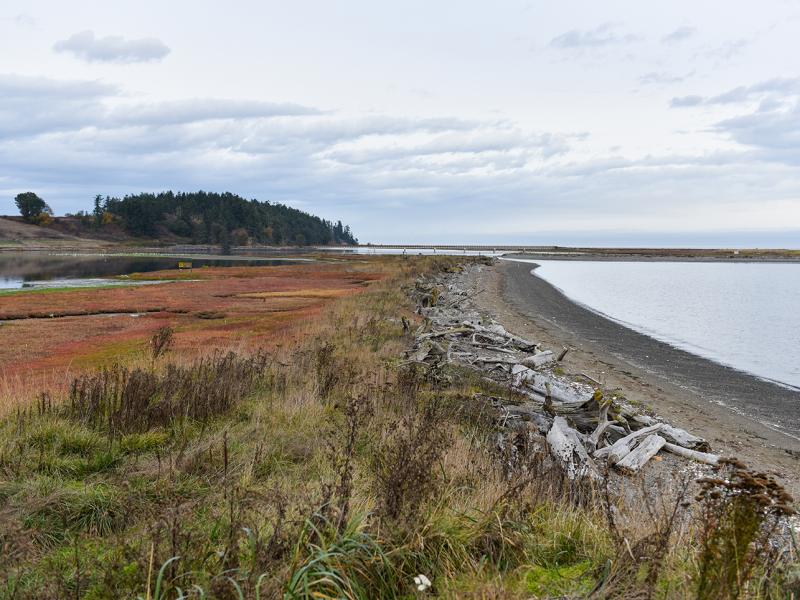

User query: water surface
[0,253,301,290]
[512,259,800,390]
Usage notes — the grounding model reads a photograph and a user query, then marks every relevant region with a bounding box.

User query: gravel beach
[469,259,800,493]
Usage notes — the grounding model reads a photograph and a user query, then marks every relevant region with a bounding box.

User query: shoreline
[513,259,800,395]
[469,259,800,492]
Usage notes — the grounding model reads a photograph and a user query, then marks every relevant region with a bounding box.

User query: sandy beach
[469,259,800,494]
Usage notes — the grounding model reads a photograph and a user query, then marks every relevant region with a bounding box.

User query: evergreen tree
[14,192,51,223]
[93,195,104,228]
[101,191,357,246]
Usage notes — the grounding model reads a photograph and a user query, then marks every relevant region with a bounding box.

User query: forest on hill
[68,191,357,246]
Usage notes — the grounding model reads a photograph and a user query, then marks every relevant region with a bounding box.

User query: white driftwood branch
[586,400,613,452]
[662,442,719,465]
[418,326,474,340]
[615,434,666,474]
[602,423,663,465]
[547,416,598,480]
[657,424,708,450]
[520,350,555,369]
[524,372,594,405]
[632,416,708,450]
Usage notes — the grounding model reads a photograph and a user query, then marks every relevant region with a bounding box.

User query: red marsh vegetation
[0,259,384,413]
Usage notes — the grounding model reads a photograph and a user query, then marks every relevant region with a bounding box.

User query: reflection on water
[0,277,22,289]
[0,253,302,290]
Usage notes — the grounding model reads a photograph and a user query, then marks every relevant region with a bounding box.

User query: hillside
[4,191,357,248]
[0,217,108,249]
[97,191,357,246]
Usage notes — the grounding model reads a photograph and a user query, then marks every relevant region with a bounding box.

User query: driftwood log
[663,442,719,465]
[599,424,663,464]
[586,399,614,452]
[615,434,666,473]
[521,350,555,369]
[547,417,598,480]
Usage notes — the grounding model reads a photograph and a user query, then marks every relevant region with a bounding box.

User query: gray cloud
[53,30,170,63]
[661,26,696,44]
[0,74,325,137]
[703,38,749,61]
[665,76,800,167]
[715,103,800,163]
[549,23,640,50]
[0,74,118,137]
[639,71,693,85]
[0,73,117,99]
[670,95,704,108]
[1,14,36,27]
[107,99,320,127]
[321,129,570,167]
[670,77,800,108]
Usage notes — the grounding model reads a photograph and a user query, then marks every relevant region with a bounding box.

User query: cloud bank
[1,70,798,243]
[661,26,696,44]
[549,23,640,50]
[54,31,170,63]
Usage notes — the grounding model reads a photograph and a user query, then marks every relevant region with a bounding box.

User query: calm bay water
[517,259,800,390]
[0,253,302,290]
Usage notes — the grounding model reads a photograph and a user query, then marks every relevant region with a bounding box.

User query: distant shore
[505,250,800,263]
[469,259,800,492]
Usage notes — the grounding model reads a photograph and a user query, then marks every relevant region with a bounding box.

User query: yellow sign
[178,261,193,269]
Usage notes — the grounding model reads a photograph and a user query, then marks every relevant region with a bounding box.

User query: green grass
[524,561,595,597]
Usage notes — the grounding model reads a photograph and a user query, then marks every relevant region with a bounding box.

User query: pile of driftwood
[408,265,720,480]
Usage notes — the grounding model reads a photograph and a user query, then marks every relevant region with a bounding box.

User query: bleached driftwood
[474,356,522,365]
[480,323,538,351]
[444,289,485,309]
[599,424,663,464]
[521,350,555,369]
[523,372,594,405]
[615,434,666,474]
[512,364,536,387]
[547,399,604,433]
[586,400,614,452]
[418,326,474,340]
[469,343,518,355]
[632,416,708,450]
[547,416,598,480]
[658,424,708,450]
[663,442,719,465]
[472,331,510,346]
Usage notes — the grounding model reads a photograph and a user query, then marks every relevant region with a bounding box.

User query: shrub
[65,351,268,434]
[285,513,399,600]
[370,395,451,523]
[313,342,356,401]
[694,459,795,600]
[24,482,126,542]
[148,326,174,366]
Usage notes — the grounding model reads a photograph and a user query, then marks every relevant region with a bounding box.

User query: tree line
[13,191,358,246]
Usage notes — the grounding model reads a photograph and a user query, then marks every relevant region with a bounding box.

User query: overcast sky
[1,0,799,245]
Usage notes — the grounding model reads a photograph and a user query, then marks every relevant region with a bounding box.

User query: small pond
[0,253,305,290]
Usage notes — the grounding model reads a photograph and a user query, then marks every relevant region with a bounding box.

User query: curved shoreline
[516,259,800,395]
[470,260,800,490]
